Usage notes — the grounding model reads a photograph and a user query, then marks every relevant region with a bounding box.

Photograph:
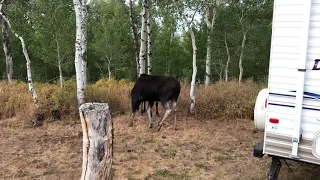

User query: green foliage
[0,0,273,83]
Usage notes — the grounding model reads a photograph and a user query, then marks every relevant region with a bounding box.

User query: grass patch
[145,169,190,180]
[0,78,265,123]
[154,144,177,159]
[195,162,206,169]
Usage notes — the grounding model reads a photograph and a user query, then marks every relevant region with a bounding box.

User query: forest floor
[0,113,320,180]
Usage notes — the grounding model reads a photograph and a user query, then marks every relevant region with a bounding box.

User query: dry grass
[0,117,82,179]
[0,113,319,179]
[0,79,262,123]
[0,79,319,179]
[112,115,269,180]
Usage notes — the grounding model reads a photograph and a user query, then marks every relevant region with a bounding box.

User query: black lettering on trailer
[312,59,320,70]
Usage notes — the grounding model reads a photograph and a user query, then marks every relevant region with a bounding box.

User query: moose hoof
[149,123,153,129]
[157,124,162,132]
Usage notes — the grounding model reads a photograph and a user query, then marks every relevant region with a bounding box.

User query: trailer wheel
[267,156,281,180]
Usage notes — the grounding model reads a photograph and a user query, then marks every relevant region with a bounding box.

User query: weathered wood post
[79,103,113,180]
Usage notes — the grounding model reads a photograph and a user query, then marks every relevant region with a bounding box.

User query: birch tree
[189,26,197,115]
[175,0,204,115]
[238,8,248,83]
[146,2,152,75]
[73,0,87,106]
[56,35,64,88]
[139,0,148,76]
[204,0,219,86]
[129,0,140,77]
[1,0,12,83]
[81,1,88,86]
[0,0,39,108]
[224,32,231,82]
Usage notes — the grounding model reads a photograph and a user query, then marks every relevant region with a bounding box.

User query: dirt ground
[0,114,320,180]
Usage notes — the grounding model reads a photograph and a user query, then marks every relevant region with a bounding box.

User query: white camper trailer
[253,0,320,179]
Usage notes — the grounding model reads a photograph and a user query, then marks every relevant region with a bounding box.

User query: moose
[130,74,181,131]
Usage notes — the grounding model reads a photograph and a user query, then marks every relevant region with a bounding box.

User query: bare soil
[0,115,319,180]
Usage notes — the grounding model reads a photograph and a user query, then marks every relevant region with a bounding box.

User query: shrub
[0,78,264,122]
[195,79,263,120]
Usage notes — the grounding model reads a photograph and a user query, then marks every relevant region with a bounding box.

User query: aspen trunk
[205,29,212,85]
[146,2,152,75]
[189,28,197,115]
[2,17,12,83]
[56,35,63,88]
[1,0,12,83]
[239,32,247,83]
[139,0,148,76]
[204,3,217,86]
[79,103,113,180]
[73,0,87,106]
[81,1,87,87]
[0,3,39,108]
[129,0,140,77]
[107,57,111,80]
[205,0,219,86]
[224,32,231,82]
[21,35,39,107]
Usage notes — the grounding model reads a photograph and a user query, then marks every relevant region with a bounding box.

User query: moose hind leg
[147,102,153,128]
[157,101,172,131]
[172,101,177,130]
[129,112,135,127]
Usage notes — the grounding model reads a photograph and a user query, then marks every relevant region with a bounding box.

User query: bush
[0,78,264,121]
[85,78,132,115]
[195,79,263,120]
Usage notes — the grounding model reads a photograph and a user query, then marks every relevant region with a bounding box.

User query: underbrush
[0,78,264,122]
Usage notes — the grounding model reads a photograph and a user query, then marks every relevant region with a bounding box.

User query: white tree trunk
[139,0,148,76]
[22,37,39,107]
[189,28,197,115]
[2,17,13,83]
[213,59,223,81]
[79,103,113,180]
[73,0,87,106]
[204,2,217,86]
[129,0,140,77]
[56,35,63,88]
[146,3,152,75]
[224,32,230,82]
[205,30,212,85]
[107,57,111,80]
[81,1,87,87]
[0,2,39,107]
[239,32,247,83]
[58,58,63,88]
[1,0,12,83]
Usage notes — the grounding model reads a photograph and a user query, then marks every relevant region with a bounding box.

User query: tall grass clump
[195,79,264,120]
[0,78,264,122]
[85,78,133,115]
[0,81,34,119]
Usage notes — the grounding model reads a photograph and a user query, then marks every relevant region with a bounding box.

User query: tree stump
[79,103,113,180]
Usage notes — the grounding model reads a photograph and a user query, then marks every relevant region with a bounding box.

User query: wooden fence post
[79,103,113,180]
